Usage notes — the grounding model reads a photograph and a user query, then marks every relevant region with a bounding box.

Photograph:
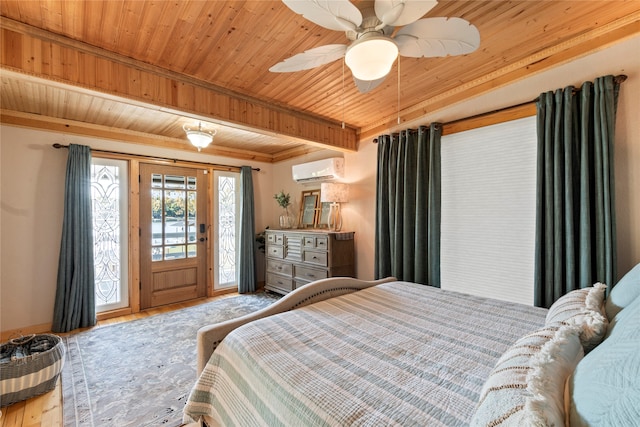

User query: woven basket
[0,334,65,407]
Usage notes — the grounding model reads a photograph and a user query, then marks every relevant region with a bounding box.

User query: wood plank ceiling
[1,1,639,162]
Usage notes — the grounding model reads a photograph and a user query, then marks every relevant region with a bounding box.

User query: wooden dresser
[264,229,355,295]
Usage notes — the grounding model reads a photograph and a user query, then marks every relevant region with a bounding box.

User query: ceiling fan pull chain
[397,56,401,125]
[342,58,346,130]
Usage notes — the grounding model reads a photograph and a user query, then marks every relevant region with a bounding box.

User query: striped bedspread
[183,281,547,426]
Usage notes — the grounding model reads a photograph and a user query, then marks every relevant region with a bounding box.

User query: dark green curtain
[534,75,620,308]
[238,166,256,293]
[52,144,96,333]
[375,124,441,286]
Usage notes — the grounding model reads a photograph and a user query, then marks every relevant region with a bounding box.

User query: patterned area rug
[61,292,280,427]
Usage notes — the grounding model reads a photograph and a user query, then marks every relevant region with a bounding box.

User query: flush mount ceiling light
[183,122,217,151]
[345,34,398,81]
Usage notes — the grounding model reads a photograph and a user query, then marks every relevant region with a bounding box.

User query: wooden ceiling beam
[271,146,324,164]
[0,18,358,152]
[0,109,275,163]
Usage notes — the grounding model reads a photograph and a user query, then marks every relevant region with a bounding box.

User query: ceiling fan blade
[282,0,362,31]
[269,44,347,72]
[374,0,438,27]
[353,75,387,94]
[395,17,480,58]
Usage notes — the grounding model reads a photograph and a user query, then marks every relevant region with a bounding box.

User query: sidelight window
[213,171,239,289]
[91,158,129,312]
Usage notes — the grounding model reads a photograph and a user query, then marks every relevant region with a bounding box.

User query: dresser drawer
[303,235,329,249]
[315,237,328,249]
[267,233,284,244]
[294,265,328,282]
[267,259,293,276]
[303,250,327,266]
[266,244,284,259]
[266,272,294,292]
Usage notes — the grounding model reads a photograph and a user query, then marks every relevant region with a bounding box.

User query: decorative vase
[279,207,293,229]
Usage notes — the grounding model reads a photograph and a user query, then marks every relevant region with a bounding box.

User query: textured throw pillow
[568,293,640,426]
[545,283,608,352]
[470,324,583,427]
[606,280,640,339]
[604,262,640,320]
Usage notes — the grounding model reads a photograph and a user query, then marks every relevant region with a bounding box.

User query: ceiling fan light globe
[345,37,398,81]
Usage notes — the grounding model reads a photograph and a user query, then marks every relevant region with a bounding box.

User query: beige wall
[0,131,274,332]
[2,34,639,333]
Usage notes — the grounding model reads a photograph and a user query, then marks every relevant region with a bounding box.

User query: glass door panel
[140,164,207,309]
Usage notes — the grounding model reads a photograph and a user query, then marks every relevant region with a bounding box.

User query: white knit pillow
[545,283,608,352]
[470,324,583,427]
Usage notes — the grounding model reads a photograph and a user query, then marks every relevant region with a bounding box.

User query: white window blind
[441,116,537,305]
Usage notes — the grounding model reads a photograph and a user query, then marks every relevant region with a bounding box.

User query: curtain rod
[531,74,627,101]
[52,143,260,171]
[371,100,529,143]
[372,74,627,143]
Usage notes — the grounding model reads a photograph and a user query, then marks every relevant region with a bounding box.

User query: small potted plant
[274,190,293,229]
[255,226,269,253]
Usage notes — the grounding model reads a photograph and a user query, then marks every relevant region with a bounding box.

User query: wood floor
[0,293,238,427]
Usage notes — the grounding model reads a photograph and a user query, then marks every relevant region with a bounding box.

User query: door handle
[199,237,207,242]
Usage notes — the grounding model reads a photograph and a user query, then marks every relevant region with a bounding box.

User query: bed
[184,266,640,426]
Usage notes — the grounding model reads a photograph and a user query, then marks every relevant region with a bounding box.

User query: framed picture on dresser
[299,190,319,228]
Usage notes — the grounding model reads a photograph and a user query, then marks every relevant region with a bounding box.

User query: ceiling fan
[270,0,480,93]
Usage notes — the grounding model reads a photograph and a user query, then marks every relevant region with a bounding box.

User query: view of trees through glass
[151,173,198,261]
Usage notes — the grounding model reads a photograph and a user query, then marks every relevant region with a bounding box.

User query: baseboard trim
[1,322,52,341]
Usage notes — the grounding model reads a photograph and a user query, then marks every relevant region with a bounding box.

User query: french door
[139,164,208,309]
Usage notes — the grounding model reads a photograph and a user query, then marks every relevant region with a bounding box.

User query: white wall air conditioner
[292,158,345,183]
